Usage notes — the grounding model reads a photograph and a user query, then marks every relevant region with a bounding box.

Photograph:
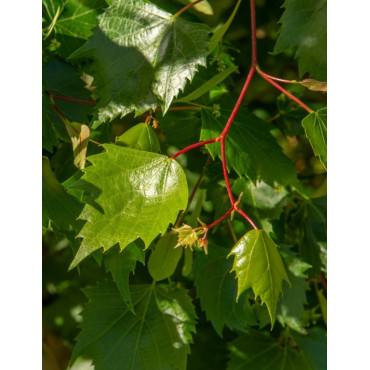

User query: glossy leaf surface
[228,230,290,326]
[71,282,196,370]
[70,144,188,268]
[71,0,210,122]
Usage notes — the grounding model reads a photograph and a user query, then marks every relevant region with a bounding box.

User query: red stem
[250,0,258,66]
[235,207,258,230]
[258,70,313,113]
[206,207,234,229]
[258,72,296,84]
[174,0,205,17]
[171,138,220,159]
[51,104,67,122]
[46,91,97,105]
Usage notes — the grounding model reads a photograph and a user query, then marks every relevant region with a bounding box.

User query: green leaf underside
[43,0,107,58]
[201,108,298,186]
[194,246,255,336]
[274,0,327,80]
[70,144,188,269]
[302,108,327,169]
[228,230,290,327]
[71,0,210,122]
[104,242,145,312]
[42,156,83,229]
[227,328,327,370]
[71,282,196,370]
[116,123,160,153]
[148,232,183,281]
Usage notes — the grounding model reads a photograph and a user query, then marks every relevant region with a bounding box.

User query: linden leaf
[70,0,210,122]
[70,144,188,269]
[228,230,290,327]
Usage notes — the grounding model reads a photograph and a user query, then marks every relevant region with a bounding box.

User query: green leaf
[43,0,107,58]
[70,144,188,269]
[277,248,311,334]
[42,156,83,230]
[194,245,255,336]
[302,108,327,169]
[42,93,60,152]
[71,282,196,370]
[71,0,210,122]
[176,66,238,103]
[104,242,145,312]
[208,0,242,53]
[316,288,327,326]
[176,0,213,16]
[228,328,327,370]
[274,0,327,80]
[228,230,290,327]
[201,107,298,186]
[116,123,160,153]
[148,232,183,281]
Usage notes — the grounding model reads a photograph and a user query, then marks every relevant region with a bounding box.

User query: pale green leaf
[42,156,83,230]
[176,66,238,103]
[148,232,183,281]
[70,144,188,269]
[228,230,290,326]
[71,282,196,370]
[65,121,90,170]
[208,0,242,53]
[274,0,327,80]
[302,107,327,169]
[71,0,210,122]
[201,107,298,186]
[177,0,213,15]
[228,328,327,370]
[104,242,145,312]
[116,123,160,153]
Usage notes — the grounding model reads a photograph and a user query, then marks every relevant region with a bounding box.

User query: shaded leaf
[228,230,290,326]
[71,0,210,122]
[316,288,327,326]
[274,0,327,80]
[43,0,107,58]
[116,123,160,153]
[65,121,90,169]
[148,231,183,281]
[201,107,298,186]
[194,246,256,336]
[71,282,196,370]
[228,328,327,370]
[43,93,60,152]
[42,156,83,229]
[70,144,188,268]
[302,108,327,169]
[299,79,327,92]
[104,242,145,312]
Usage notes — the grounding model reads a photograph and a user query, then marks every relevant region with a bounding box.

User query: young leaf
[201,107,298,186]
[228,230,290,327]
[148,231,183,281]
[274,0,327,80]
[42,156,83,230]
[104,242,145,312]
[116,123,160,153]
[71,282,196,370]
[177,0,213,16]
[228,328,327,370]
[302,107,327,169]
[70,144,188,269]
[65,121,90,170]
[194,246,255,336]
[71,0,210,122]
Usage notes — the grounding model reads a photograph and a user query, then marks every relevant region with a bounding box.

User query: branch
[173,0,205,18]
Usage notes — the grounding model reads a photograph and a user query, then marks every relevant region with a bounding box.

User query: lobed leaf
[71,0,210,122]
[71,282,196,370]
[70,144,188,269]
[228,229,290,327]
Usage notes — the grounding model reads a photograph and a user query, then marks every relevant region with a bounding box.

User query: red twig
[171,138,220,159]
[257,72,296,84]
[174,0,205,18]
[46,91,97,106]
[206,207,234,229]
[51,104,67,122]
[258,69,313,113]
